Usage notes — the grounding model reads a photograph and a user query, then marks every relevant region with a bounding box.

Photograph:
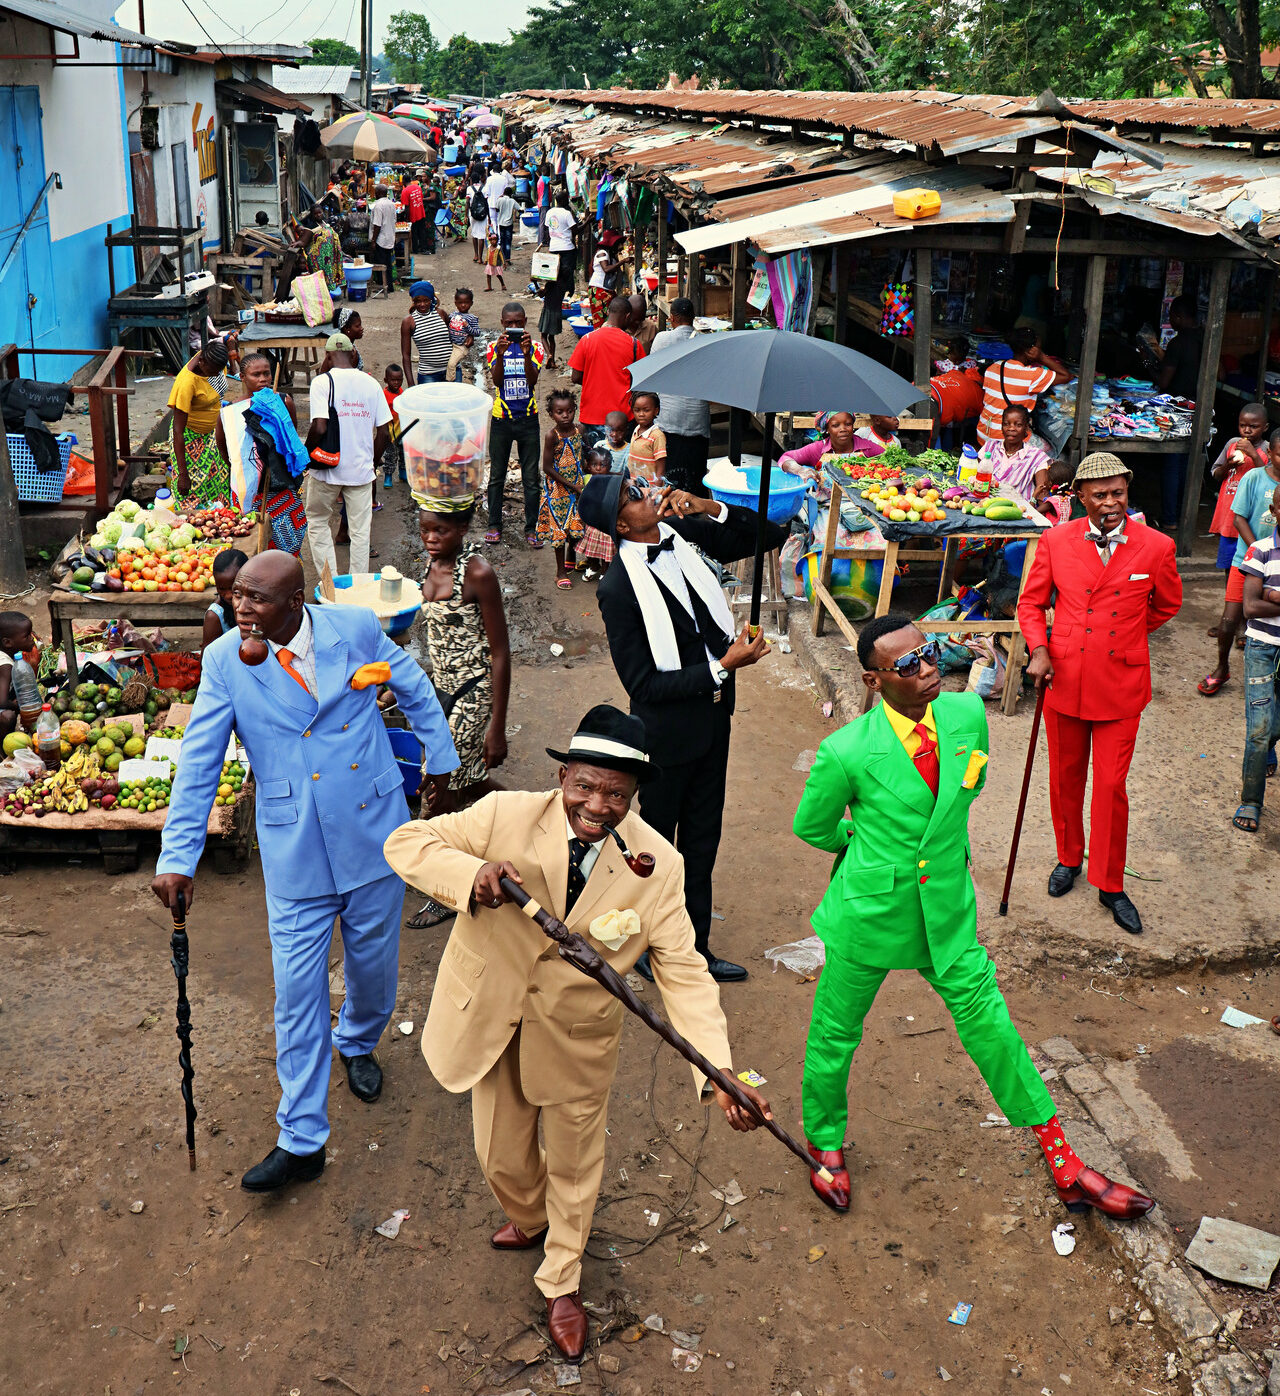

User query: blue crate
[10,432,77,503]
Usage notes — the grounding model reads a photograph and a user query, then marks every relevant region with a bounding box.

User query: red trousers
[1043,709,1139,894]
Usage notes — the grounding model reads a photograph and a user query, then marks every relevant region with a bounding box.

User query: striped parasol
[391,102,434,121]
[320,111,430,161]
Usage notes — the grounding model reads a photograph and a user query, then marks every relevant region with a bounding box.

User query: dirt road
[2,231,1275,1395]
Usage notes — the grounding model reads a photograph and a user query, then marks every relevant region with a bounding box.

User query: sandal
[1232,803,1261,833]
[407,897,455,930]
[556,576,572,589]
[484,529,502,544]
[1198,672,1228,696]
[526,533,544,549]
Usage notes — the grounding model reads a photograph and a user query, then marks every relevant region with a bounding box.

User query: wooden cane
[499,876,833,1184]
[998,682,1047,916]
[170,891,198,1170]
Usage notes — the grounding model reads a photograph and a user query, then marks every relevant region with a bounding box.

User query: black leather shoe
[241,1145,325,1193]
[1099,890,1143,934]
[705,955,748,983]
[1047,863,1082,897]
[633,950,654,982]
[340,1051,383,1102]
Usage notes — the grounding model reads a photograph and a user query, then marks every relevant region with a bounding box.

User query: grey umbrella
[627,329,920,625]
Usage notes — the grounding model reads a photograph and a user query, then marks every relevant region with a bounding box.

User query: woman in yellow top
[167,340,231,508]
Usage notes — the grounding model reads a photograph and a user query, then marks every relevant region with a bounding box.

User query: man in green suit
[792,613,1155,1221]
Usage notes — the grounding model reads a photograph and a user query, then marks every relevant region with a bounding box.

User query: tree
[307,37,360,66]
[384,11,440,85]
[435,34,489,94]
[1194,0,1280,95]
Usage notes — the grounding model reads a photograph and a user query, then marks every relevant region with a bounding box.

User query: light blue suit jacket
[158,604,458,900]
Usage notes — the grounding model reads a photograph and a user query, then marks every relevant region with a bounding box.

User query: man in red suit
[1018,453,1182,934]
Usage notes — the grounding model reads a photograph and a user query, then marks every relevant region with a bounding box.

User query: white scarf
[619,525,735,672]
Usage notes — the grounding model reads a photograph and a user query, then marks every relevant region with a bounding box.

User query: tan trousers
[305,476,372,577]
[446,343,470,382]
[471,1028,610,1299]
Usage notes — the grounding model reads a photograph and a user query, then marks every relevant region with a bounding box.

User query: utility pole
[362,0,374,109]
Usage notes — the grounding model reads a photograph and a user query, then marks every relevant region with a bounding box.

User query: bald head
[240,551,303,596]
[233,552,305,644]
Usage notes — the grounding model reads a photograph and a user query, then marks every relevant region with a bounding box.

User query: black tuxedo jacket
[595,505,787,766]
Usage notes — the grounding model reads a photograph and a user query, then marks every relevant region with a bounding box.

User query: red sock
[1030,1115,1084,1187]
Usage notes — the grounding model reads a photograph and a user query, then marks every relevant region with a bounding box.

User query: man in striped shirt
[1235,482,1280,833]
[977,327,1069,444]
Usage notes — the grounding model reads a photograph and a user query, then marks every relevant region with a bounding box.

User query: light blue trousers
[264,873,404,1152]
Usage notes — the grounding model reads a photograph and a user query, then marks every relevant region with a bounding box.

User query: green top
[792,690,989,975]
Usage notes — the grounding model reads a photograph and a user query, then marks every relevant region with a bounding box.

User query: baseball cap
[325,332,354,352]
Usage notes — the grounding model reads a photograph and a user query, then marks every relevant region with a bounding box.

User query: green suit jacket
[792,691,989,975]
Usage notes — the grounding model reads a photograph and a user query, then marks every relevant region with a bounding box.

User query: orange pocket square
[350,662,391,690]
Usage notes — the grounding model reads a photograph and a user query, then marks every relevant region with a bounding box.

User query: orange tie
[911,722,939,797]
[277,646,310,696]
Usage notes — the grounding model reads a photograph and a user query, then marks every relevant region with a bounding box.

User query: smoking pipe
[605,824,655,877]
[238,624,269,666]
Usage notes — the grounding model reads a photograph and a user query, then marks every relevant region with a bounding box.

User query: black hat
[546,703,657,783]
[578,472,626,542]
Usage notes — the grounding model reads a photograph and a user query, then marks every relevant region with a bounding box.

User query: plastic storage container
[703,463,809,524]
[892,188,941,220]
[385,726,425,802]
[394,382,492,503]
[313,574,422,636]
[10,431,77,502]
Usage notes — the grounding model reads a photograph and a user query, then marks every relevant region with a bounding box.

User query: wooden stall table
[810,467,1049,717]
[237,318,329,385]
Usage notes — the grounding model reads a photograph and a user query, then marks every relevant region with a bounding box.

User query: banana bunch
[44,746,101,813]
[63,746,102,781]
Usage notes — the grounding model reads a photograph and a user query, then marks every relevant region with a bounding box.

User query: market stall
[810,451,1050,716]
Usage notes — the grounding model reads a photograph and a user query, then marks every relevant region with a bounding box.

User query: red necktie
[912,723,939,797]
[278,647,310,696]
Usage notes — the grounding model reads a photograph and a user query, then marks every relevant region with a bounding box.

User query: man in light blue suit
[152,553,457,1194]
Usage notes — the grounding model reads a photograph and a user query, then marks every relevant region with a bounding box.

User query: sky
[113,0,531,52]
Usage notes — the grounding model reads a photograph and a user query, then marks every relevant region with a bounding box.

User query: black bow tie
[646,535,676,563]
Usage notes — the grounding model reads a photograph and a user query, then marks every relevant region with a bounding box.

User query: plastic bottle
[34,703,61,770]
[973,451,994,498]
[958,442,979,484]
[11,654,43,731]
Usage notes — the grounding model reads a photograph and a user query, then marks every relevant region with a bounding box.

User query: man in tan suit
[384,705,770,1361]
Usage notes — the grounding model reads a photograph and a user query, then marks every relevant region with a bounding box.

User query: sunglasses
[870,640,940,677]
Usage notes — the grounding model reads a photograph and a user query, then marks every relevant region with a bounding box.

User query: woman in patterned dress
[167,340,231,509]
[409,497,512,929]
[538,387,586,587]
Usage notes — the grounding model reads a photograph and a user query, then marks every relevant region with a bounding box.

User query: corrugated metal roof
[1068,98,1280,135]
[0,0,155,45]
[271,64,355,95]
[216,78,311,114]
[511,88,1061,156]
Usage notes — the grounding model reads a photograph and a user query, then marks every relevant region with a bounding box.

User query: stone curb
[1040,1037,1274,1395]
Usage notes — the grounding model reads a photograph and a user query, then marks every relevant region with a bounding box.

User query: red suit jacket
[1016,517,1182,720]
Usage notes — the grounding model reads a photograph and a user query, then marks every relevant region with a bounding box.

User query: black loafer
[705,955,748,983]
[633,950,654,982]
[241,1145,325,1193]
[340,1051,383,1102]
[1099,890,1143,935]
[1047,863,1082,897]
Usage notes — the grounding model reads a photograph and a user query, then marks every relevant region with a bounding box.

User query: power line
[240,0,298,39]
[273,0,341,45]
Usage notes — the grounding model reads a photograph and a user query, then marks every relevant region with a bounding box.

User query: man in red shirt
[1017,453,1182,935]
[568,296,645,444]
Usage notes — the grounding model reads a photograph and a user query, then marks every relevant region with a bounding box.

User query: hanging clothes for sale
[766,250,814,334]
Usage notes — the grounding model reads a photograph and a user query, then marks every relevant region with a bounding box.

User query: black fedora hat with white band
[546,704,659,783]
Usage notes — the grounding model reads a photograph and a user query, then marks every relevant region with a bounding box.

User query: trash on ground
[671,1347,702,1372]
[1220,1005,1267,1028]
[711,1178,746,1206]
[129,1200,145,1214]
[719,1213,738,1232]
[690,1241,709,1255]
[1052,1222,1076,1256]
[553,1363,580,1386]
[374,1208,410,1239]
[791,749,816,771]
[808,1245,827,1263]
[598,1354,621,1374]
[737,1068,767,1088]
[669,1329,700,1349]
[643,1314,666,1333]
[644,1209,661,1227]
[763,936,826,975]
[1186,1216,1280,1289]
[549,643,565,658]
[938,1369,952,1382]
[946,1301,972,1326]
[398,1021,414,1035]
[821,701,834,717]
[979,1113,1010,1128]
[619,1325,646,1343]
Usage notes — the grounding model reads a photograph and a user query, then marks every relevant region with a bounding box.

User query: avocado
[71,566,94,585]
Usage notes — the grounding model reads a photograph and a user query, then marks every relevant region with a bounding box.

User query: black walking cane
[499,876,834,1184]
[170,891,198,1170]
[998,682,1047,917]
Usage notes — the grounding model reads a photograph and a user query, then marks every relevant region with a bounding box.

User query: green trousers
[802,941,1057,1149]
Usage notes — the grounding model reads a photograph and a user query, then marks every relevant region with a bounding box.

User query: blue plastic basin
[314,574,420,637]
[704,465,808,524]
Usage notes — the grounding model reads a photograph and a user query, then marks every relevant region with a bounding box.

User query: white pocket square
[1129,572,1149,580]
[589,908,642,951]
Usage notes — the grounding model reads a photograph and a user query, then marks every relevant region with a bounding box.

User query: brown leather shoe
[546,1291,588,1361]
[807,1142,851,1213]
[1056,1165,1155,1219]
[490,1221,548,1250]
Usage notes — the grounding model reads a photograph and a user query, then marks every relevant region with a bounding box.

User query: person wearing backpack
[467,166,490,265]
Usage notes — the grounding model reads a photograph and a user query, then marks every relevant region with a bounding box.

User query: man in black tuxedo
[579,473,786,982]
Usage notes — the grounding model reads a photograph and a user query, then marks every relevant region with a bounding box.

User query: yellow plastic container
[893,188,941,220]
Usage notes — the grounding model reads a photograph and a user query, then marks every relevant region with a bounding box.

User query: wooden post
[689,253,703,317]
[655,201,668,325]
[0,429,26,595]
[1257,270,1276,402]
[1178,257,1231,557]
[730,240,749,330]
[1071,254,1107,463]
[834,244,851,347]
[912,248,932,418]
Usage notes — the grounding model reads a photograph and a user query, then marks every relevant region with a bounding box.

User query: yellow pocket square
[588,908,642,951]
[961,750,988,789]
[350,662,391,690]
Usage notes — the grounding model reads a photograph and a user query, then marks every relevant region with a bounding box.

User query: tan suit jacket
[384,790,732,1106]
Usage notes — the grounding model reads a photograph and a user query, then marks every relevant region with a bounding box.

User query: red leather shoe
[807,1143,851,1213]
[1056,1166,1155,1219]
[546,1291,588,1361]
[490,1221,548,1250]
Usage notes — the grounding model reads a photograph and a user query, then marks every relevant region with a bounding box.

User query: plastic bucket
[344,262,373,286]
[704,464,808,524]
[313,574,421,636]
[386,726,423,801]
[394,382,492,502]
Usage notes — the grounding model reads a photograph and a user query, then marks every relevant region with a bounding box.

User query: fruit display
[118,770,173,813]
[826,447,1036,531]
[114,544,220,593]
[4,745,113,817]
[182,506,256,539]
[153,725,186,740]
[215,759,246,806]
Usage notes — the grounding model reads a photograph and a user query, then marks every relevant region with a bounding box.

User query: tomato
[140,567,155,581]
[192,578,207,591]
